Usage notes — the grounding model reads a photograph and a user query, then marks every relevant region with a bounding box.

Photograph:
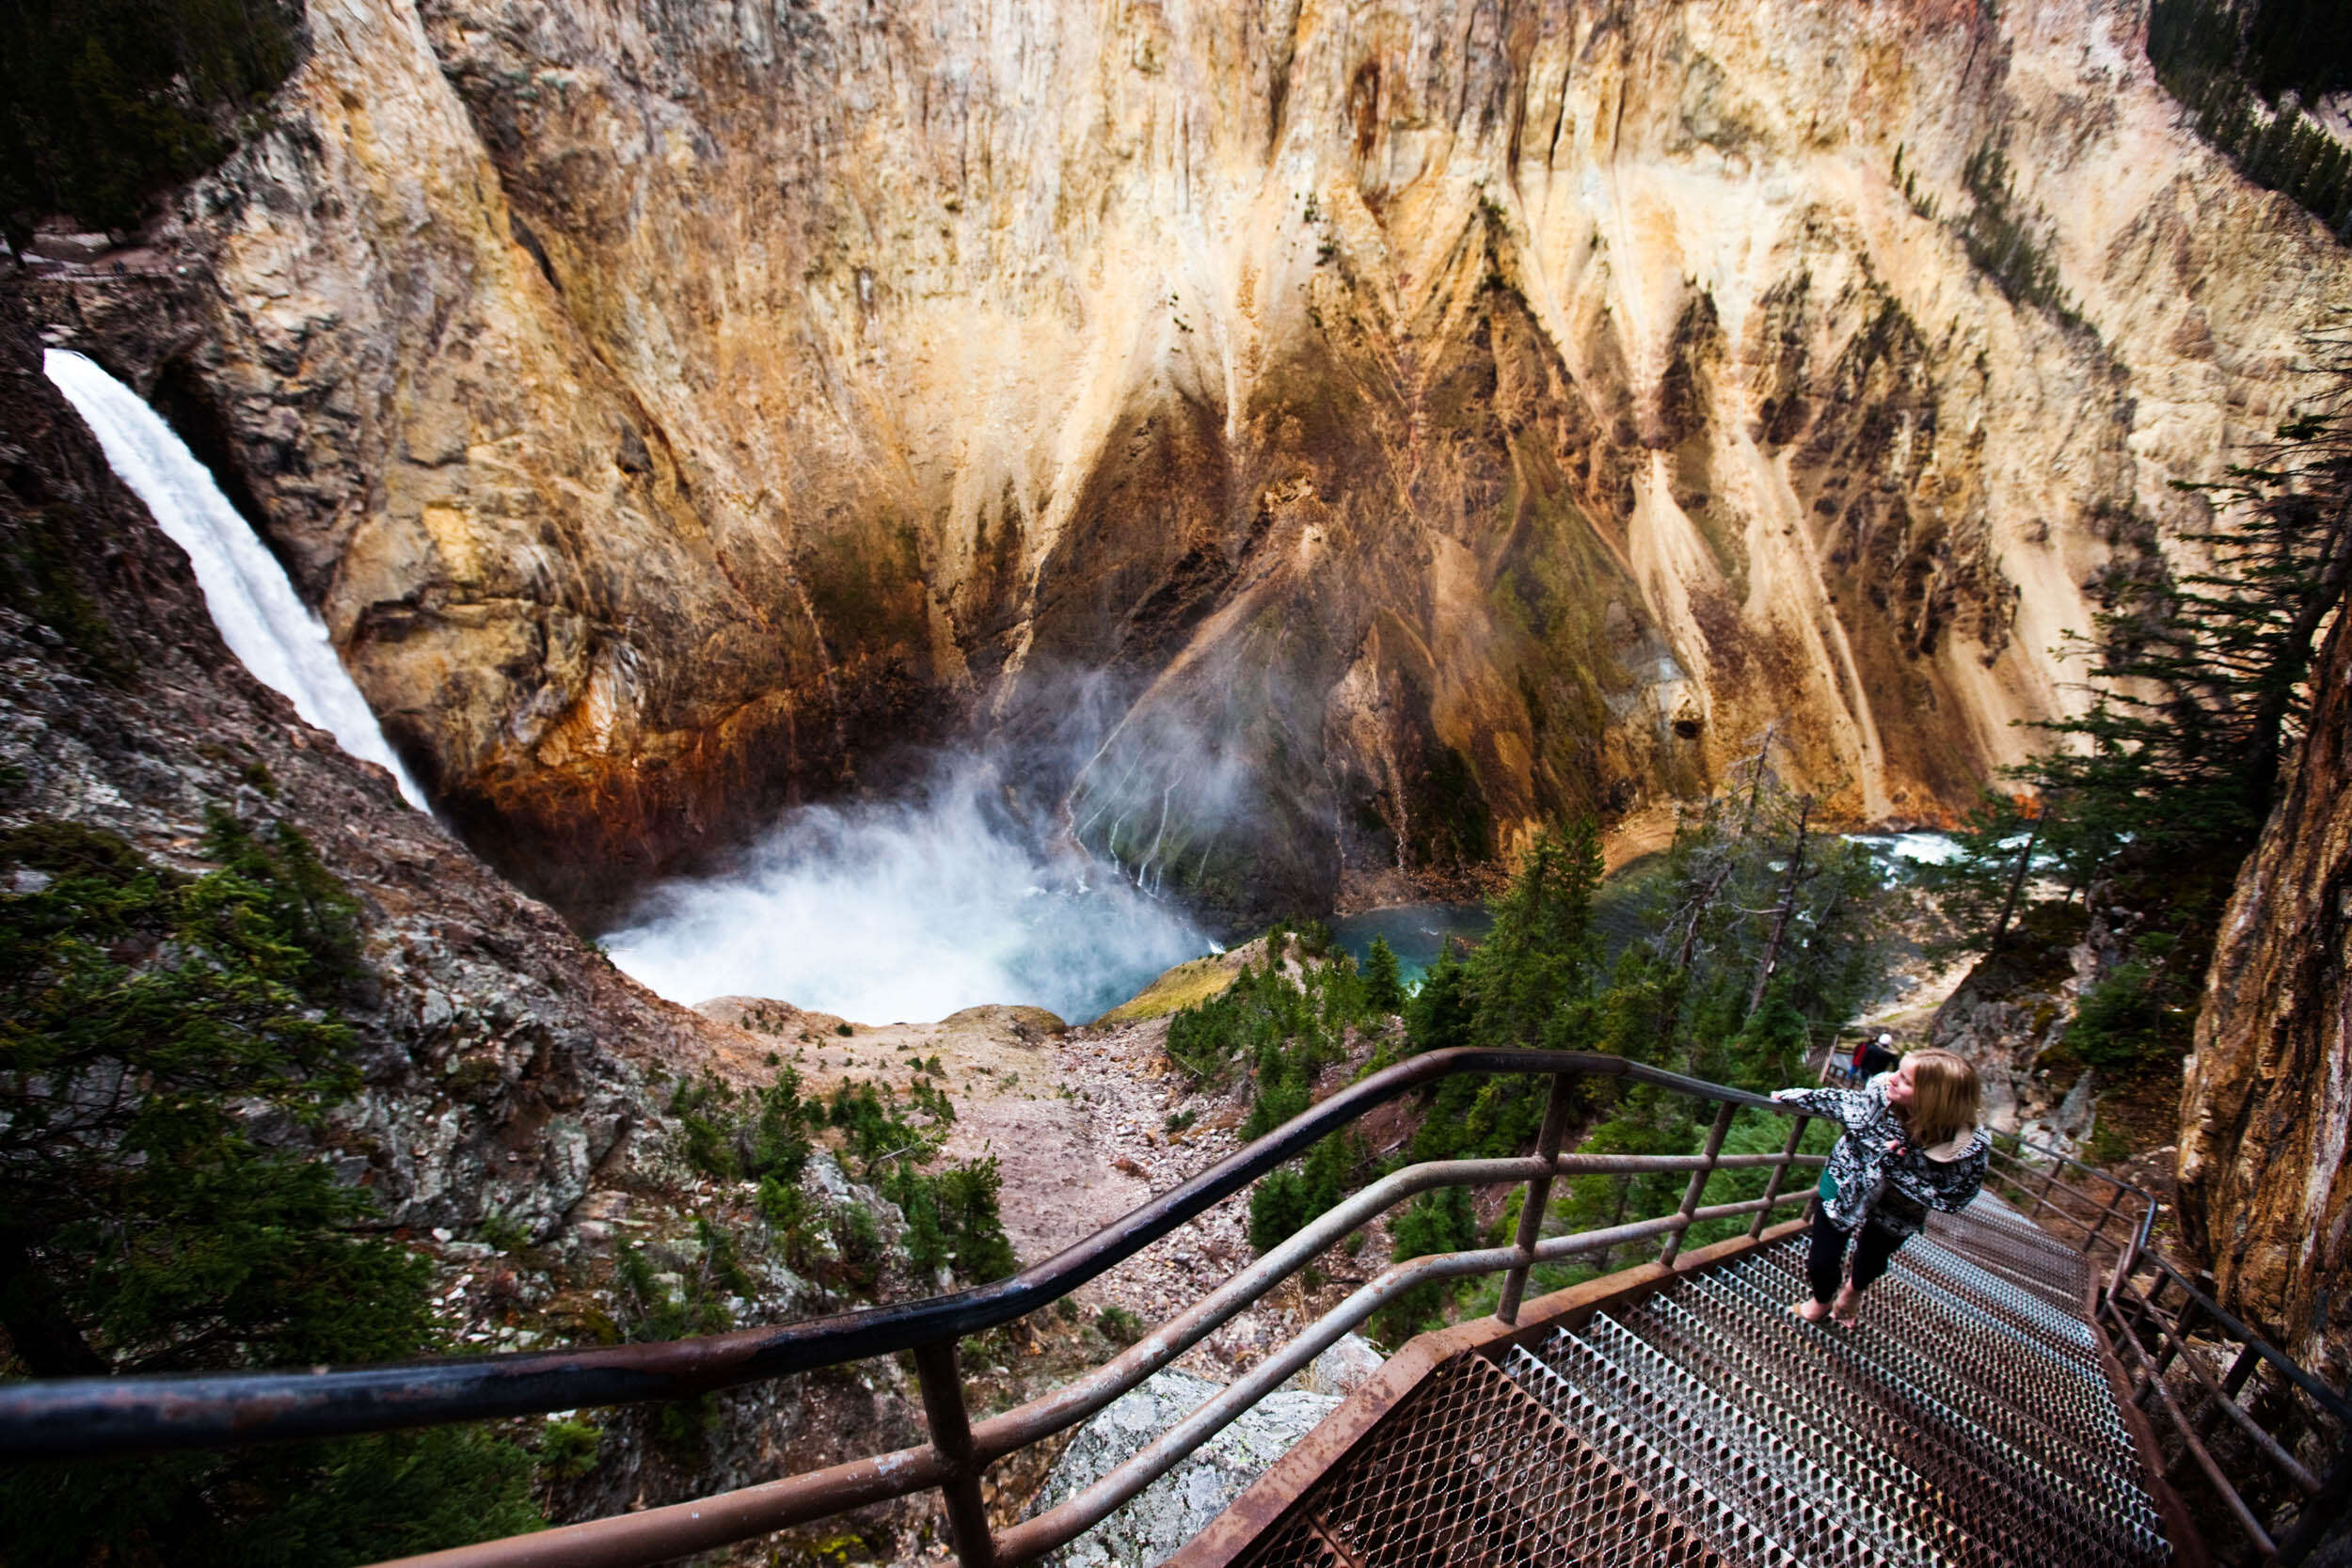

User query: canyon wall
[2181,604,2352,1391]
[0,286,929,1527]
[27,0,2352,926]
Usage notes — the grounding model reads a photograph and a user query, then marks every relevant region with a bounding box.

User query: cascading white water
[604,759,1211,1024]
[42,350,429,809]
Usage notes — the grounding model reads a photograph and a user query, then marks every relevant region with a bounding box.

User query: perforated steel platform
[1228,1200,2169,1568]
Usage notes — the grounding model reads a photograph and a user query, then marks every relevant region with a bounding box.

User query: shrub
[536,1419,602,1481]
[2066,962,2189,1070]
[0,816,539,1563]
[1095,1305,1144,1346]
[1371,1187,1477,1347]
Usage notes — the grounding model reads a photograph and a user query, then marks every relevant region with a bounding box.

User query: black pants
[1806,1204,1907,1304]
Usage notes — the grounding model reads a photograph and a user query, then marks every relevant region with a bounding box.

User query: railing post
[2034,1154,2063,1220]
[1660,1102,1739,1268]
[1749,1114,1810,1240]
[1495,1073,1577,1325]
[914,1338,994,1568]
[2085,1181,2126,1253]
[2107,1217,2142,1308]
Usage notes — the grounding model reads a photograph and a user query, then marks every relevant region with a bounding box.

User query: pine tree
[1361,935,1405,1015]
[0,817,540,1566]
[2024,327,2352,876]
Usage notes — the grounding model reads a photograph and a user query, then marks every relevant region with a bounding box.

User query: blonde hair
[1899,1049,1982,1148]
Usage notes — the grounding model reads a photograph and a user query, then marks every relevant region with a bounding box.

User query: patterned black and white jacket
[1771,1075,1990,1238]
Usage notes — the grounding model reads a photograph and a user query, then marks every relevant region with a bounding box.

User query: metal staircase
[1207,1198,2171,1568]
[10,1048,2342,1567]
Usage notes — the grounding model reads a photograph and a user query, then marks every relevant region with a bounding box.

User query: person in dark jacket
[1771,1049,1989,1325]
[1851,1030,1901,1082]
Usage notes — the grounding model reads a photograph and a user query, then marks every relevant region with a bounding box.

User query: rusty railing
[1987,1138,2352,1565]
[0,1048,1827,1568]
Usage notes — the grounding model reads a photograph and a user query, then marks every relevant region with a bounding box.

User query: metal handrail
[0,1047,1825,1568]
[1986,1128,2351,1563]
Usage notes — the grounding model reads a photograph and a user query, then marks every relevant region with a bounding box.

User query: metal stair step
[1733,1247,2137,1485]
[1499,1338,1797,1568]
[1708,1256,2160,1532]
[1512,1318,1939,1568]
[1298,1350,1723,1568]
[1661,1275,2129,1568]
[1685,1264,2167,1567]
[1230,1203,2173,1568]
[1618,1292,2017,1568]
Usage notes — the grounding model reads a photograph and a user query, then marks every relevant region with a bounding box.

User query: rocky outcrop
[24,0,2352,928]
[2180,610,2352,1389]
[0,282,931,1535]
[1030,1370,1341,1568]
[0,284,736,1237]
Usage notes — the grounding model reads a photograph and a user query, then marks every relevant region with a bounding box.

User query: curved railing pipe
[0,1048,1780,1462]
[3,1048,1825,1568]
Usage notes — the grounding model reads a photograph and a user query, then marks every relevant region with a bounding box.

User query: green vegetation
[674,1063,1014,1298]
[0,816,539,1566]
[670,1068,819,1186]
[0,504,133,683]
[1164,922,1400,1260]
[1172,772,1901,1351]
[1927,331,2352,1086]
[1361,936,1405,1014]
[2150,0,2352,240]
[1954,144,2087,330]
[0,0,302,243]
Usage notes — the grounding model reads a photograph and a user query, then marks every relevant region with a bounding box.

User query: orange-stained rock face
[30,0,2351,927]
[2181,611,2352,1390]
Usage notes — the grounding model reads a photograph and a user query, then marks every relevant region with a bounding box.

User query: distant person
[1772,1049,1989,1326]
[1851,1031,1900,1081]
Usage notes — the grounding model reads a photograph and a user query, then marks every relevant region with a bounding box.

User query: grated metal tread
[1292,1352,1722,1568]
[1730,1250,2137,1490]
[1227,1206,2169,1568]
[1699,1258,2163,1558]
[1513,1320,1937,1568]
[1621,1291,2011,1568]
[1678,1267,2153,1567]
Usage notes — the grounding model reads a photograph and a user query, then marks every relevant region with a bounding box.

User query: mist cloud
[603,758,1209,1025]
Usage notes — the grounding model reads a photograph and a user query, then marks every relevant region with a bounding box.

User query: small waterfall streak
[42,351,428,808]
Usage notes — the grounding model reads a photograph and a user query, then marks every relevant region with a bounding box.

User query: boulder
[1032,1370,1340,1567]
[1292,1334,1385,1399]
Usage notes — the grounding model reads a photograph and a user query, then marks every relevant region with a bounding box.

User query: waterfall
[606,758,1209,1023]
[42,350,429,809]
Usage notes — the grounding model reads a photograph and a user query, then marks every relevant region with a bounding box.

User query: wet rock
[2183,614,2352,1389]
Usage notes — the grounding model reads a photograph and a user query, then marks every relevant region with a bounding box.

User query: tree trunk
[1747,797,1814,1018]
[1987,810,2044,954]
[0,1228,106,1376]
[1737,723,1779,838]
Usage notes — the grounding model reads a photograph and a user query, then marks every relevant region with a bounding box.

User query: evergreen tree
[1360,936,1405,1015]
[1469,821,1604,1052]
[0,0,303,242]
[2021,330,2352,880]
[1917,329,2352,1085]
[1371,1185,1476,1346]
[1918,792,2055,959]
[0,817,538,1566]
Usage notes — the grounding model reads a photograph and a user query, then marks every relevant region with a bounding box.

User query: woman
[1771,1049,1989,1326]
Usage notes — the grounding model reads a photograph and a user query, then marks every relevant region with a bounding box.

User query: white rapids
[42,349,428,808]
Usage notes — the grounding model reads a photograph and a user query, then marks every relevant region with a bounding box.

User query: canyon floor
[708,911,2005,1407]
[699,940,1395,1396]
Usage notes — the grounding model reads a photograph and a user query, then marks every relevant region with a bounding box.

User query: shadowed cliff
[23,0,2352,931]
